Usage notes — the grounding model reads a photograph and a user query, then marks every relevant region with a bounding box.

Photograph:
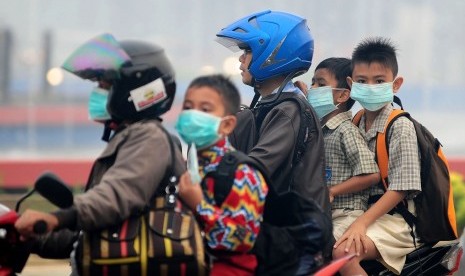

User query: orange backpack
[353,108,458,243]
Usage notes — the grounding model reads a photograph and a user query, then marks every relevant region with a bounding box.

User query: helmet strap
[101,121,113,142]
[256,72,296,107]
[101,120,120,142]
[248,75,263,108]
[250,88,261,109]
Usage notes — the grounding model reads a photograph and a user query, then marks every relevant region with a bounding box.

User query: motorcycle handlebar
[33,220,47,235]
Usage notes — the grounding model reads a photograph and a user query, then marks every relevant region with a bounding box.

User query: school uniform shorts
[332,209,365,241]
[366,199,422,275]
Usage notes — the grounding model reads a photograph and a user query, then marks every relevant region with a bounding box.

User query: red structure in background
[449,158,465,177]
[0,104,181,189]
[0,160,92,188]
[0,104,464,189]
[0,103,180,126]
[0,105,91,189]
[0,158,465,189]
[0,105,92,125]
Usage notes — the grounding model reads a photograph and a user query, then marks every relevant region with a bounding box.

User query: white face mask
[350,80,395,111]
[307,86,343,119]
[175,110,223,149]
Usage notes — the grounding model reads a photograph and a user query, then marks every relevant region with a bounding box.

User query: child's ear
[219,115,237,136]
[393,76,404,93]
[346,77,353,88]
[336,89,350,104]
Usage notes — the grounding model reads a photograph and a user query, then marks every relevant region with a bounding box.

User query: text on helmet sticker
[129,78,167,112]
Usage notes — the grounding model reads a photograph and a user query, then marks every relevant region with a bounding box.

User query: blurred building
[0,0,464,187]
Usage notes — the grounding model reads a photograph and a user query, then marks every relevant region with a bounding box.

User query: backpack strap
[375,109,420,246]
[203,151,267,207]
[352,109,364,127]
[155,126,180,209]
[393,95,403,109]
[376,109,409,190]
[255,93,314,166]
[352,108,409,190]
[352,99,404,128]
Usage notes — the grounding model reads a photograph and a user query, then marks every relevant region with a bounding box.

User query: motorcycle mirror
[34,172,74,209]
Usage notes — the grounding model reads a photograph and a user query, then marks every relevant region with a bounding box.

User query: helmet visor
[61,33,131,81]
[215,36,248,53]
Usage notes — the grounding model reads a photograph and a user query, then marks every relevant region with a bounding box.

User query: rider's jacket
[229,88,333,275]
[230,90,330,214]
[32,119,186,258]
[74,119,185,230]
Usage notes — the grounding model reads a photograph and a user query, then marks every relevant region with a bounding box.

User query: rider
[216,10,332,275]
[14,33,187,274]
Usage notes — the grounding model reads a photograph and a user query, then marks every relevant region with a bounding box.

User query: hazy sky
[2,1,464,90]
[1,0,464,156]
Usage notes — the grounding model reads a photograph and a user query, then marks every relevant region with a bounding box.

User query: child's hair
[188,74,241,115]
[351,37,398,77]
[315,57,355,109]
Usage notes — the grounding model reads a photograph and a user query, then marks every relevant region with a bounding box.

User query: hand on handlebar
[14,209,58,241]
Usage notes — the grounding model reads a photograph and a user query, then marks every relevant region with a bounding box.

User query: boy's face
[349,62,402,93]
[311,68,349,105]
[351,61,394,84]
[183,86,226,118]
[239,49,253,85]
[182,86,236,136]
[312,68,338,88]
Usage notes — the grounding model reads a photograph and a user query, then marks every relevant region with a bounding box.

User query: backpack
[227,93,333,274]
[203,150,331,275]
[230,93,314,170]
[76,124,207,276]
[201,150,268,207]
[353,104,458,244]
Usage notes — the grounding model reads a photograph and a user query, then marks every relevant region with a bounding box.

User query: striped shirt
[195,138,268,252]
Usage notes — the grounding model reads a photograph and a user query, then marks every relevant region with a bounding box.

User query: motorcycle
[360,241,462,276]
[312,241,461,276]
[1,173,462,276]
[0,172,74,276]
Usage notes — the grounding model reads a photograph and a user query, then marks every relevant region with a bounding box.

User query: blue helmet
[216,10,314,82]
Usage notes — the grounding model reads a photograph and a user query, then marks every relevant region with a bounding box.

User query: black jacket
[230,92,330,214]
[230,91,332,275]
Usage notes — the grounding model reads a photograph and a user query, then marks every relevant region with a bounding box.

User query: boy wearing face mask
[333,38,422,275]
[307,57,380,242]
[175,74,268,276]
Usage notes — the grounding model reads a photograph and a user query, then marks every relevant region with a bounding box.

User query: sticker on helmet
[129,78,167,112]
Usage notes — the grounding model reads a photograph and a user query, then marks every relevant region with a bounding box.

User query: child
[307,57,380,241]
[333,38,422,275]
[175,74,268,276]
